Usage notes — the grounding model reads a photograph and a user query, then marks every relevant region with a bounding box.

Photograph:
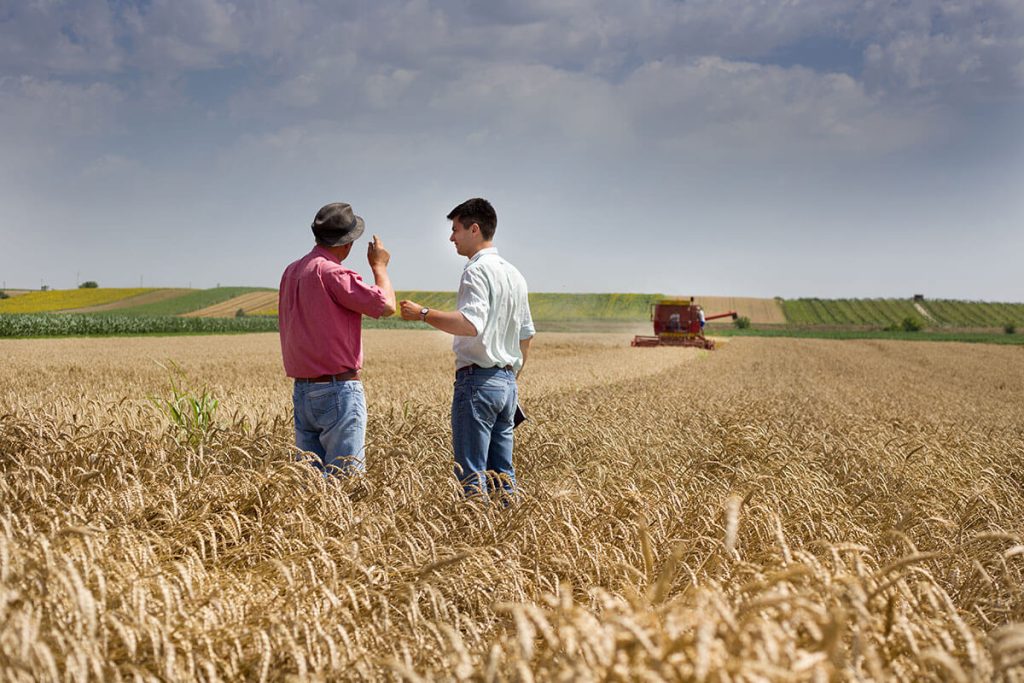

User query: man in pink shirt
[279,202,396,475]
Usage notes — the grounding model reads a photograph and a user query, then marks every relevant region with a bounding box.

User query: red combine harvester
[632,299,738,350]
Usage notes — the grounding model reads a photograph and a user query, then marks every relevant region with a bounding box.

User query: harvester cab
[631,299,738,350]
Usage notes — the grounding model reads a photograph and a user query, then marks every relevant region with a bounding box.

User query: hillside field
[781,297,1024,328]
[2,333,1023,680]
[63,289,193,313]
[112,287,275,316]
[184,291,279,318]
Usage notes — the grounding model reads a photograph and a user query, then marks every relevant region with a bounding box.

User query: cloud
[0,75,123,179]
[618,58,947,157]
[0,1,122,75]
[855,0,1024,102]
[121,0,252,70]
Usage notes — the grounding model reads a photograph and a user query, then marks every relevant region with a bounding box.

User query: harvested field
[62,288,193,313]
[689,296,786,324]
[2,332,1023,680]
[184,291,279,318]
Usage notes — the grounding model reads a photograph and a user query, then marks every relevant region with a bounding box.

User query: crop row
[780,298,1024,327]
[781,298,918,325]
[0,314,279,337]
[924,299,1024,327]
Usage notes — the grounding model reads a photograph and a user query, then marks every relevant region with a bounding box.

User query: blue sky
[1,0,1022,300]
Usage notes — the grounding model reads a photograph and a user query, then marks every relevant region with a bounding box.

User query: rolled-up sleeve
[519,290,535,340]
[325,268,389,318]
[457,269,490,336]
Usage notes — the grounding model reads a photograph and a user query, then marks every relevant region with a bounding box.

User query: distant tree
[1006,323,1017,335]
[235,308,247,318]
[900,316,923,332]
[40,285,49,291]
[734,316,751,329]
[79,281,99,288]
[0,291,9,299]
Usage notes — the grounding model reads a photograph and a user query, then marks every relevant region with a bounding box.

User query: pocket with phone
[513,402,527,429]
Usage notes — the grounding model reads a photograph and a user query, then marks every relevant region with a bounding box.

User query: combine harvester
[632,298,738,350]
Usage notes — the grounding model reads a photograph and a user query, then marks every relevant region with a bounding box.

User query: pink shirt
[279,246,390,378]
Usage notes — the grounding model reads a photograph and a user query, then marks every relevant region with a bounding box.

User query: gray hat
[312,202,365,246]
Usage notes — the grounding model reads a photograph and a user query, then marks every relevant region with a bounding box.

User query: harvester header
[632,298,737,350]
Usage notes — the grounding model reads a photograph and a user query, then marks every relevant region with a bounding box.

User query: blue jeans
[452,366,518,498]
[292,379,366,475]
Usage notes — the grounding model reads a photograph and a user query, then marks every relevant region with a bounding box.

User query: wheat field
[1,331,1023,681]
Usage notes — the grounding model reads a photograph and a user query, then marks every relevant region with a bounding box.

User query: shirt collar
[313,244,340,263]
[465,246,498,268]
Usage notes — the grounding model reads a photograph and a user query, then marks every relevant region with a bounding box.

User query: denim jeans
[451,366,518,498]
[292,379,366,475]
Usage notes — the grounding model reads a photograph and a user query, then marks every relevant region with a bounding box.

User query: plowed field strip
[183,291,279,318]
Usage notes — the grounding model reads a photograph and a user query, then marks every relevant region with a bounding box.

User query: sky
[1,0,1022,300]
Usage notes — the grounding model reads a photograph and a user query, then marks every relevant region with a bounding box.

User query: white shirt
[454,247,535,372]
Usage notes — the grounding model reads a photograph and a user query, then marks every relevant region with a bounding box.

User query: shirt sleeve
[519,288,535,340]
[324,267,389,318]
[457,268,490,336]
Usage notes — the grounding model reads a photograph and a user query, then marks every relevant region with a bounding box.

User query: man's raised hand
[367,235,390,269]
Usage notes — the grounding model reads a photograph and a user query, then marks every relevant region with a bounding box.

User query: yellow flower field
[0,288,153,314]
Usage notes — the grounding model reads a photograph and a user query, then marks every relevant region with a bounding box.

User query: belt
[456,363,513,375]
[295,369,361,383]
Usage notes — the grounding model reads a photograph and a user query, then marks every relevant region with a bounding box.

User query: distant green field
[111,287,274,316]
[922,300,1024,327]
[528,293,660,320]
[780,298,1024,328]
[394,292,661,321]
[781,298,920,326]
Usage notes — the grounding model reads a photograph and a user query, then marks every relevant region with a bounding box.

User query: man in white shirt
[400,198,535,499]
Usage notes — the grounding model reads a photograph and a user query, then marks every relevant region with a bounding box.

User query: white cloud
[0,1,122,75]
[0,75,123,176]
[119,0,247,70]
[856,0,1024,101]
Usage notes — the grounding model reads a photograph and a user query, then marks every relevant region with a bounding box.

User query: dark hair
[447,198,497,241]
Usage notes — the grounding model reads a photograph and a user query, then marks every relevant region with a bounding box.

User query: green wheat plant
[149,361,220,446]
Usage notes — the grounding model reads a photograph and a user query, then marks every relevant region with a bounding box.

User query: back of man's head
[447,198,497,241]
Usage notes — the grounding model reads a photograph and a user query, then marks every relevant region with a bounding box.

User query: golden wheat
[1,331,1022,681]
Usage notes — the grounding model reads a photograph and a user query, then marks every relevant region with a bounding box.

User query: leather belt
[295,369,361,383]
[456,364,513,375]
